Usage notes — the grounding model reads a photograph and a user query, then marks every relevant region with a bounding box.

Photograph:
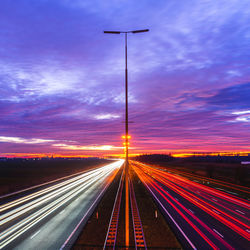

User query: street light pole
[124,31,130,248]
[104,29,149,248]
[125,32,129,170]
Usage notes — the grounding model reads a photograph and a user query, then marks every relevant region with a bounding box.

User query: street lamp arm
[131,29,149,33]
[104,29,149,34]
[104,31,121,34]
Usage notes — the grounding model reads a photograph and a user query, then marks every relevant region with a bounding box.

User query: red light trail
[132,161,250,249]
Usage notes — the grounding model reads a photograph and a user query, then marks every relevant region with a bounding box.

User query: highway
[132,161,250,250]
[0,160,124,250]
[150,164,250,198]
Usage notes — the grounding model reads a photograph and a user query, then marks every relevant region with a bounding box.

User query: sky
[0,0,250,157]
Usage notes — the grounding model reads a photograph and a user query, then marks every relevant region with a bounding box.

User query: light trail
[133,167,197,249]
[1,163,118,213]
[149,163,248,218]
[1,170,103,225]
[0,160,124,250]
[149,170,249,237]
[153,165,250,195]
[132,161,250,249]
[135,162,250,238]
[134,161,249,210]
[1,164,115,216]
[1,175,101,242]
[133,165,222,249]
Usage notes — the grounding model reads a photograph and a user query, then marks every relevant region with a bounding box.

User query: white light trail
[0,160,124,249]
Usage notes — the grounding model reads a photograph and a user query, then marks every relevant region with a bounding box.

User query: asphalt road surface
[0,160,124,250]
[132,161,250,250]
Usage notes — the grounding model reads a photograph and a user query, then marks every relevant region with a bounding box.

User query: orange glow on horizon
[106,151,250,159]
[171,151,250,157]
[0,153,95,158]
[1,151,249,159]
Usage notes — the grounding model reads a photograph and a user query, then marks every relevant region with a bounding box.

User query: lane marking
[140,183,197,249]
[30,230,41,239]
[212,209,220,214]
[235,210,245,215]
[246,229,250,233]
[213,229,224,238]
[214,188,238,196]
[188,209,194,214]
[226,191,238,195]
[212,198,218,202]
[59,209,65,215]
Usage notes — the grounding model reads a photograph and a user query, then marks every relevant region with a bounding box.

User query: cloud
[172,82,250,113]
[52,143,122,151]
[206,83,250,110]
[0,136,55,144]
[232,109,250,123]
[232,110,250,115]
[94,113,120,120]
[235,116,250,122]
